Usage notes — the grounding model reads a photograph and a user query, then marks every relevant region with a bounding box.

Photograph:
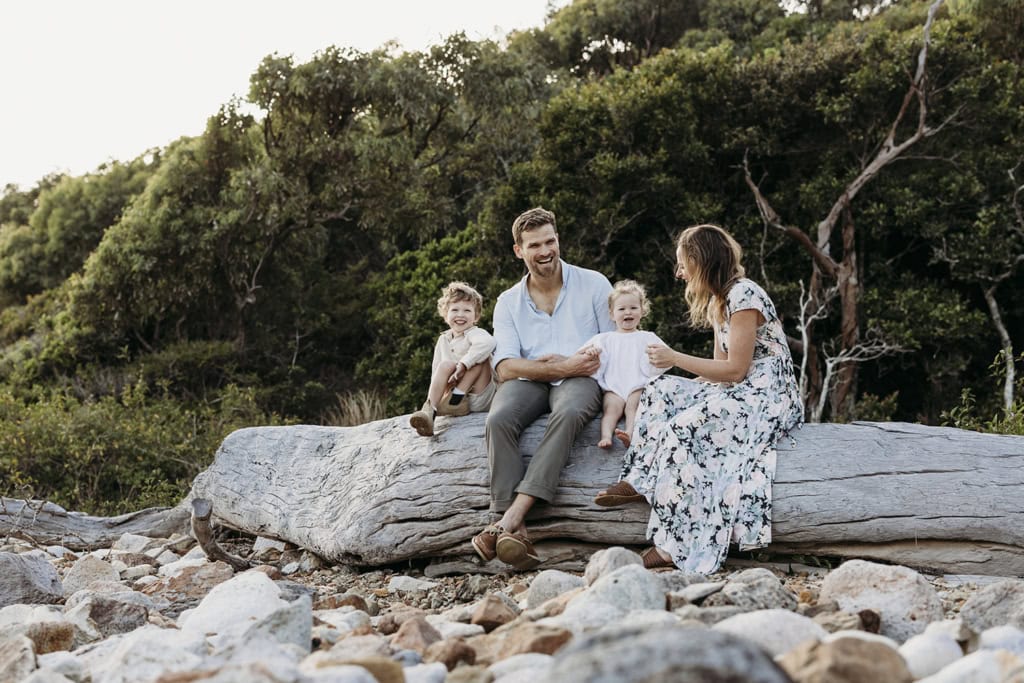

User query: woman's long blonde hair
[677,224,745,328]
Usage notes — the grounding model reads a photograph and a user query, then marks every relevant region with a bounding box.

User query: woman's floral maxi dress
[621,279,803,574]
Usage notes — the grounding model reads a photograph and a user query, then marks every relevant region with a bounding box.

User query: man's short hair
[512,207,556,245]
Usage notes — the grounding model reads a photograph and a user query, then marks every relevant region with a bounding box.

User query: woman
[595,224,803,573]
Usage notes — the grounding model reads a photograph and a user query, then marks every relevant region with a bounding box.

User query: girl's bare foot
[614,428,631,448]
[598,437,613,448]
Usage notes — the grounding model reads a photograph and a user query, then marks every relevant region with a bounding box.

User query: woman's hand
[646,343,678,369]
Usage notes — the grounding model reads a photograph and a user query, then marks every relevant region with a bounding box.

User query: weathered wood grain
[188,416,1024,576]
[0,498,189,549]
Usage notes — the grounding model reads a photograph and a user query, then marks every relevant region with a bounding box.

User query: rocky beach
[2,529,1023,683]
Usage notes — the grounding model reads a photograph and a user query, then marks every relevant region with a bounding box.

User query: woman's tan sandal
[471,524,505,562]
[495,531,541,570]
[594,481,645,507]
[641,546,675,570]
[614,428,631,448]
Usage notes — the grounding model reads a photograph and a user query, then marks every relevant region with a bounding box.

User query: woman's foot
[614,428,631,448]
[594,481,645,507]
[641,546,674,570]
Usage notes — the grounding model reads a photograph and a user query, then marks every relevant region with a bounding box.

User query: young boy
[410,281,497,437]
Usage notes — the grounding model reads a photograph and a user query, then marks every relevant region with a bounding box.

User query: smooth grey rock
[667,581,726,608]
[0,552,63,607]
[819,559,943,642]
[714,608,828,656]
[540,625,793,683]
[526,570,585,609]
[822,629,900,649]
[898,632,964,679]
[62,556,119,597]
[960,580,1024,634]
[582,547,643,586]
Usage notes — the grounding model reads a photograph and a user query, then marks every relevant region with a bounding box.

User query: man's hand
[560,350,601,377]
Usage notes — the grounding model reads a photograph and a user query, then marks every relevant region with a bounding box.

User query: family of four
[409,207,803,573]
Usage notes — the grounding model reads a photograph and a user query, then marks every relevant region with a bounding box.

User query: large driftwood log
[189,417,1024,576]
[0,498,190,549]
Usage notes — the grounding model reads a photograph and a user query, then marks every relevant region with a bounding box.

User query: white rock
[314,608,371,633]
[583,547,643,586]
[403,661,448,683]
[111,533,154,554]
[132,576,159,589]
[158,557,208,578]
[122,565,155,580]
[426,618,484,639]
[489,653,555,677]
[0,604,63,627]
[978,625,1024,656]
[925,618,973,643]
[62,556,120,597]
[282,562,301,575]
[615,609,682,630]
[388,575,438,594]
[44,546,73,559]
[566,564,664,615]
[916,649,1024,683]
[109,560,128,574]
[539,601,622,634]
[153,550,180,566]
[178,569,287,642]
[36,651,85,681]
[77,625,207,683]
[823,629,900,649]
[302,664,379,682]
[22,667,76,682]
[714,609,828,656]
[252,537,288,554]
[182,546,208,560]
[526,570,585,609]
[819,559,944,643]
[899,632,964,679]
[235,594,312,651]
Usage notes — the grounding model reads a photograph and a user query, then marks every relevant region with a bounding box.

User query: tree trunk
[185,415,1024,576]
[831,206,860,419]
[982,285,1016,411]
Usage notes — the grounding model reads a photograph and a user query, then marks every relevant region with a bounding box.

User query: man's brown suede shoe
[495,531,541,570]
[471,524,505,562]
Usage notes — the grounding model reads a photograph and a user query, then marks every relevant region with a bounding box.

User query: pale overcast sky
[0,1,564,189]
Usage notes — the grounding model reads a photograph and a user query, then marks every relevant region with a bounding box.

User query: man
[472,207,614,569]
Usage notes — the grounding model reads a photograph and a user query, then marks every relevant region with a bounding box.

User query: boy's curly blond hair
[609,279,650,317]
[437,281,484,318]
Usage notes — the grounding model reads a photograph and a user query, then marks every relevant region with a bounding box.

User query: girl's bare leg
[427,360,457,408]
[616,389,644,448]
[599,392,626,448]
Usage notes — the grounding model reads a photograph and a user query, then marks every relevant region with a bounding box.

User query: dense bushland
[1,0,1021,513]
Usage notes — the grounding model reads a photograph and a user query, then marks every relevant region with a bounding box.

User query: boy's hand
[447,362,466,387]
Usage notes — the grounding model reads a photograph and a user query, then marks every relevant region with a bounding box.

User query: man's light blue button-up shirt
[492,260,615,382]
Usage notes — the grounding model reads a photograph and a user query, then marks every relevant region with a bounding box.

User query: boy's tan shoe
[436,393,470,417]
[409,401,435,436]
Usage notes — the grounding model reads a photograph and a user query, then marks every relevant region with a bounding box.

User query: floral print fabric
[620,279,803,574]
